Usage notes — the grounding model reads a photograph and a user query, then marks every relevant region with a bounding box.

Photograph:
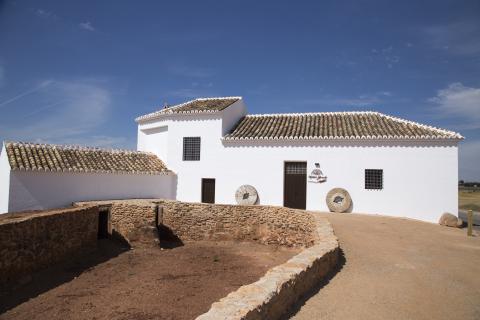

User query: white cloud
[0,80,53,108]
[424,21,480,56]
[79,21,95,32]
[0,79,129,148]
[460,140,480,180]
[35,9,57,20]
[429,82,480,129]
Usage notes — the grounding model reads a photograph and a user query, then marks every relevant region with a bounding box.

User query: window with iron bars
[183,137,201,161]
[285,162,307,175]
[365,169,383,190]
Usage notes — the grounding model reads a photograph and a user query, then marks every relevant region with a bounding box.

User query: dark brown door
[201,178,215,203]
[284,162,307,209]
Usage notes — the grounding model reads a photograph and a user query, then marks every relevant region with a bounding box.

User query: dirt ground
[0,240,298,320]
[287,212,480,320]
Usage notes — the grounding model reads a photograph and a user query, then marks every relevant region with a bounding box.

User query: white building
[137,97,462,223]
[0,96,462,223]
[0,142,175,213]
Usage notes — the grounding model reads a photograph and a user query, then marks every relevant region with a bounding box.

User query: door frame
[201,178,216,204]
[283,161,307,209]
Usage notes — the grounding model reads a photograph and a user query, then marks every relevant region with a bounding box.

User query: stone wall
[0,206,98,287]
[75,200,158,245]
[73,199,339,319]
[157,200,318,247]
[196,215,339,320]
[75,199,318,247]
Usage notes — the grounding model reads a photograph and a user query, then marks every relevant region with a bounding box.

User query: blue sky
[0,0,479,179]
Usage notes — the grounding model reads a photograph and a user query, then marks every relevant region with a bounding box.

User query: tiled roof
[224,111,462,141]
[4,142,171,175]
[136,97,241,122]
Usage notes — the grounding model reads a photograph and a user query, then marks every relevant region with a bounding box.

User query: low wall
[157,200,318,247]
[75,199,318,247]
[75,200,158,244]
[196,215,338,320]
[74,199,339,319]
[0,206,98,287]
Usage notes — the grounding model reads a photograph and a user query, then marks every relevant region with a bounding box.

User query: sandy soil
[287,213,480,320]
[0,240,298,320]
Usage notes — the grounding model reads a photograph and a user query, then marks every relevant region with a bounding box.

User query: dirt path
[1,241,298,320]
[288,213,480,320]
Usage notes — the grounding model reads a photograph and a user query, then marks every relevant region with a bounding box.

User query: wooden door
[284,162,307,209]
[201,178,215,203]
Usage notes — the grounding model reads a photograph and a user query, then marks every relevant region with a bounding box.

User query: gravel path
[288,213,480,320]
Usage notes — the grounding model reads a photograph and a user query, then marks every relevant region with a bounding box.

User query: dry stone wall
[75,200,158,245]
[156,200,318,247]
[0,206,98,287]
[196,215,339,320]
[75,199,318,247]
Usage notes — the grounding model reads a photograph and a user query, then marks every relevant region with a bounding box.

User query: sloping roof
[4,142,171,175]
[224,111,462,141]
[136,97,241,122]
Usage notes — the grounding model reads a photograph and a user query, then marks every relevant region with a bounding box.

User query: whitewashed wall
[0,144,11,214]
[137,125,169,163]
[7,171,176,213]
[167,136,457,223]
[218,140,458,223]
[137,100,459,223]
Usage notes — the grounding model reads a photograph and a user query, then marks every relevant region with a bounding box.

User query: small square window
[365,169,383,190]
[183,137,201,161]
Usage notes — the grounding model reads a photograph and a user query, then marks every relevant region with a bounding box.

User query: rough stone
[75,199,318,247]
[439,212,463,228]
[0,206,98,288]
[73,199,340,320]
[196,215,339,320]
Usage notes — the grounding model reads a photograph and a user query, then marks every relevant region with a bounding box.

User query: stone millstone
[235,185,258,205]
[438,212,463,228]
[326,188,352,213]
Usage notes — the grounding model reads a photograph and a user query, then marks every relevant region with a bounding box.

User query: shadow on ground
[158,224,184,249]
[280,248,346,320]
[0,238,130,314]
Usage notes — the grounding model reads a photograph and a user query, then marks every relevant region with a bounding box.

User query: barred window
[365,169,383,190]
[183,137,201,161]
[285,162,307,175]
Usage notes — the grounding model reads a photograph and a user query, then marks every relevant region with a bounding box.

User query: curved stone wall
[195,215,338,320]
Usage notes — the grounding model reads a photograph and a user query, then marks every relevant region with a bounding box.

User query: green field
[459,190,480,211]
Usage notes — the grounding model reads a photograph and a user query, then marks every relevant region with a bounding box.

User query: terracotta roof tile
[136,97,241,122]
[4,142,171,175]
[224,112,462,141]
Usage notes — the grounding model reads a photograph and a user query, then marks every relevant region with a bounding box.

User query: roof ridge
[4,141,152,155]
[246,111,378,117]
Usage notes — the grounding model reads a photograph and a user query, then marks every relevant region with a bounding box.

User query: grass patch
[459,190,480,211]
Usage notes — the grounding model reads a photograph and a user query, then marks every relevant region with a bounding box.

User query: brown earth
[287,212,480,320]
[0,240,298,320]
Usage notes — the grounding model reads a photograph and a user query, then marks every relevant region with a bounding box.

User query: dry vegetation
[459,189,480,211]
